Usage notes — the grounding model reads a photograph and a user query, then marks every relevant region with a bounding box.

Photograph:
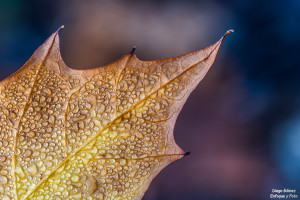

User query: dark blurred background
[1,0,300,199]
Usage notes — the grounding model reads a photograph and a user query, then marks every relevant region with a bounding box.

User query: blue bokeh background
[1,0,300,199]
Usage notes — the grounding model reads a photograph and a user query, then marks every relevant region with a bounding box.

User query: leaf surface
[0,28,231,200]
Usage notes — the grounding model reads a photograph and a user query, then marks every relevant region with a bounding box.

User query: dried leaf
[0,27,232,200]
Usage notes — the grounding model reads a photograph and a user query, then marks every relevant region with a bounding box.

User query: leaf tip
[217,29,234,45]
[131,45,137,54]
[184,151,191,156]
[226,29,234,34]
[57,25,65,32]
[223,29,234,39]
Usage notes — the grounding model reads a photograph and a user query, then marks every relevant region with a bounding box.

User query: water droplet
[0,175,8,184]
[23,149,32,157]
[0,156,6,163]
[27,164,38,176]
[120,159,126,166]
[71,175,79,182]
[27,132,35,138]
[3,195,10,200]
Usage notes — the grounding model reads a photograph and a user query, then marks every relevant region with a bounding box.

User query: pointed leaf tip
[56,25,65,32]
[223,29,234,39]
[131,45,137,54]
[217,29,234,44]
[184,151,191,156]
[226,29,234,34]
